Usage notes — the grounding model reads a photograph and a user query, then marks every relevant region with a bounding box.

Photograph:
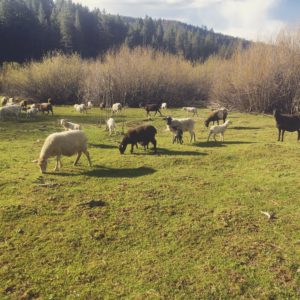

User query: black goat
[119,125,157,154]
[273,109,300,141]
[205,108,228,127]
[144,103,162,117]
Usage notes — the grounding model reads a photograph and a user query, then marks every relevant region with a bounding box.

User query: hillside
[0,0,250,63]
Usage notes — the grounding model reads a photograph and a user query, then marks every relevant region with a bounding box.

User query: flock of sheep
[1,97,300,174]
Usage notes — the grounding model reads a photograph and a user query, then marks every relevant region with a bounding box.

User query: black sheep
[172,127,184,144]
[205,108,228,127]
[273,109,300,141]
[119,125,157,154]
[144,103,162,117]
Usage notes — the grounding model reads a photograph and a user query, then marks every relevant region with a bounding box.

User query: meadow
[0,106,299,299]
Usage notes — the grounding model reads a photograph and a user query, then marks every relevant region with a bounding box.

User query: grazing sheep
[74,104,87,113]
[26,107,39,118]
[144,103,163,117]
[99,102,106,109]
[161,102,167,109]
[60,119,81,131]
[0,97,8,106]
[87,101,93,109]
[207,120,232,142]
[165,116,196,142]
[106,118,116,136]
[36,131,92,173]
[205,108,228,127]
[172,127,184,144]
[182,107,198,117]
[0,104,22,120]
[112,103,122,113]
[273,109,300,141]
[119,125,157,154]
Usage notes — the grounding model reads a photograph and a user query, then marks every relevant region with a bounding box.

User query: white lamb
[87,101,93,109]
[35,130,92,173]
[0,104,22,120]
[60,119,81,131]
[207,120,232,142]
[106,117,116,136]
[112,103,122,113]
[74,103,87,113]
[165,116,196,142]
[26,107,39,118]
[161,102,167,109]
[182,106,198,117]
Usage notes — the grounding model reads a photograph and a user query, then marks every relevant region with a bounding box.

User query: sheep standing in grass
[144,103,163,117]
[182,107,198,117]
[207,120,232,142]
[36,131,92,173]
[74,104,87,113]
[26,107,39,118]
[106,118,116,136]
[205,108,228,127]
[161,102,167,109]
[172,127,184,144]
[119,125,157,154]
[87,101,93,109]
[112,103,122,113]
[0,104,22,120]
[60,119,82,131]
[165,116,195,142]
[273,109,300,141]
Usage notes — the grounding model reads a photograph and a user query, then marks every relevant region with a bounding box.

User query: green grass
[0,107,300,299]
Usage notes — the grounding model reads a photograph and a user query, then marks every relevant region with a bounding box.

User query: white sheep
[74,104,87,113]
[60,119,82,131]
[0,104,22,120]
[207,120,232,142]
[165,116,196,142]
[106,117,116,136]
[87,101,93,109]
[35,130,92,173]
[26,107,39,118]
[182,107,198,117]
[161,102,167,109]
[112,103,122,113]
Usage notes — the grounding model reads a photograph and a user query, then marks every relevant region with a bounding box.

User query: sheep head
[165,116,173,125]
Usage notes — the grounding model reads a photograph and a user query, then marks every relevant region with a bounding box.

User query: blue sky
[73,0,300,41]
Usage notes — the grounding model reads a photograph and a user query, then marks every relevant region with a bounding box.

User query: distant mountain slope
[0,0,250,63]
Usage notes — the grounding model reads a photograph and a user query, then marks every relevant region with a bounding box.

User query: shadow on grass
[232,126,261,130]
[157,147,208,156]
[90,143,117,149]
[195,141,254,148]
[77,200,106,208]
[84,165,156,178]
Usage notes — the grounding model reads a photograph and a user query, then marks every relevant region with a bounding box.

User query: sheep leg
[151,138,157,153]
[130,144,134,153]
[281,130,285,142]
[278,129,281,141]
[84,150,92,166]
[221,133,224,142]
[217,120,219,125]
[213,134,217,142]
[207,132,211,141]
[298,130,300,141]
[54,155,61,171]
[158,109,162,116]
[74,152,82,165]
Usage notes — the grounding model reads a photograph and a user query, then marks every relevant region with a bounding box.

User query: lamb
[35,130,92,173]
[205,108,228,127]
[36,99,53,115]
[165,116,196,142]
[182,107,198,117]
[273,109,300,141]
[87,101,93,109]
[207,120,232,142]
[60,119,82,131]
[99,102,106,109]
[0,104,22,120]
[119,125,157,154]
[106,118,116,136]
[172,127,184,144]
[144,103,163,117]
[112,103,122,113]
[26,107,39,118]
[161,102,167,109]
[74,104,87,113]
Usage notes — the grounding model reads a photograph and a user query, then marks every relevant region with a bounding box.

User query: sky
[73,0,300,41]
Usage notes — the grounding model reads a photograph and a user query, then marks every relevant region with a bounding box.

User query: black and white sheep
[165,116,196,142]
[273,109,300,141]
[119,125,157,154]
[35,131,92,173]
[205,108,228,127]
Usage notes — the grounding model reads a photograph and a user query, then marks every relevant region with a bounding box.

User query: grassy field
[0,106,299,299]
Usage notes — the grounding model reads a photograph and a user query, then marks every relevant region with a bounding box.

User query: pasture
[0,106,299,299]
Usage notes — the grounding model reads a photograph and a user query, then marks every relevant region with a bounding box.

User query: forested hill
[0,0,250,63]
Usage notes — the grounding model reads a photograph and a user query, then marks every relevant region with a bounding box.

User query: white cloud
[74,0,287,41]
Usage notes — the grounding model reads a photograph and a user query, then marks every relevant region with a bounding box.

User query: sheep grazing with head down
[0,104,22,120]
[60,119,82,131]
[119,125,157,154]
[205,108,228,127]
[36,130,92,173]
[182,107,198,117]
[165,116,195,142]
[112,103,122,113]
[207,120,232,142]
[273,109,300,141]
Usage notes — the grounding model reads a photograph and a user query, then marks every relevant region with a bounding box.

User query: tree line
[0,0,249,63]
